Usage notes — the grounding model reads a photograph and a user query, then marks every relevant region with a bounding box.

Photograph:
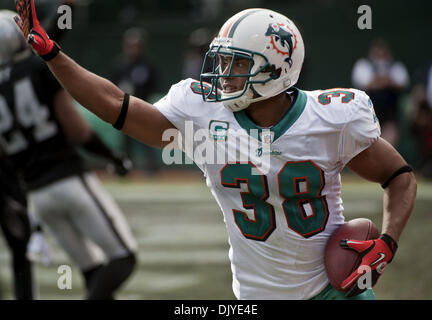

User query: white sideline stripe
[105,185,381,209]
[0,248,229,265]
[128,272,202,292]
[137,250,229,265]
[137,227,229,245]
[113,194,214,202]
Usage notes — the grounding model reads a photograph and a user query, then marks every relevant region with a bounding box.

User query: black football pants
[0,196,34,300]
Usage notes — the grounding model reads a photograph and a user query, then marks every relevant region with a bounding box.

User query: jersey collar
[233,87,307,142]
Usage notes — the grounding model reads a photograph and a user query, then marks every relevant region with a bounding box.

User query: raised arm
[47,53,175,148]
[14,0,175,148]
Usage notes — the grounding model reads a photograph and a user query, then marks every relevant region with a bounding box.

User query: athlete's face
[218,54,251,94]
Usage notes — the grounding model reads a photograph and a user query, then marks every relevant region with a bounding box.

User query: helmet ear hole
[274,67,282,79]
[262,64,281,80]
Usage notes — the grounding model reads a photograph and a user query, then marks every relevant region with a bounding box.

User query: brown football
[324,218,380,292]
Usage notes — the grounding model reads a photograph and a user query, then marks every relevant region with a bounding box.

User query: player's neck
[245,92,293,128]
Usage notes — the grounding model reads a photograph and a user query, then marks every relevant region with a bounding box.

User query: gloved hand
[107,156,133,177]
[339,233,398,297]
[27,230,52,266]
[14,0,60,60]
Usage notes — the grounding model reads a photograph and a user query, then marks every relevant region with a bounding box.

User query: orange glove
[339,233,398,297]
[14,0,60,60]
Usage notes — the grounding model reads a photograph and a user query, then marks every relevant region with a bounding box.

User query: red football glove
[14,0,60,60]
[339,234,398,297]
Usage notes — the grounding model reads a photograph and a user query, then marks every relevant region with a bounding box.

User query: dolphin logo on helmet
[265,23,295,68]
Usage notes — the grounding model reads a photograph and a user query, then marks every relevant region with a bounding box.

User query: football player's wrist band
[379,233,398,261]
[41,42,61,61]
[381,165,413,189]
[113,93,130,130]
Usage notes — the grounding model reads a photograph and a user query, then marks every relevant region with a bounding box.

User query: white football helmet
[0,10,30,68]
[200,8,305,112]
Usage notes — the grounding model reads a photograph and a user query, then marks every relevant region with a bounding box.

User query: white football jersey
[155,78,381,300]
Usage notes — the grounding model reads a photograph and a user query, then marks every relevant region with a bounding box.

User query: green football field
[0,172,430,300]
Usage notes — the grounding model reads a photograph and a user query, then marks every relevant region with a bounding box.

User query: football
[324,218,380,292]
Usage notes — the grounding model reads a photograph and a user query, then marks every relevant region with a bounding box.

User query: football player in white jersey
[14,2,417,299]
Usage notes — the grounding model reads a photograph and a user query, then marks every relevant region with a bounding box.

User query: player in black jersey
[0,150,34,299]
[0,9,36,300]
[0,9,137,299]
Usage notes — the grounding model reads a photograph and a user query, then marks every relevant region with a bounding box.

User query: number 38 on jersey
[221,161,329,241]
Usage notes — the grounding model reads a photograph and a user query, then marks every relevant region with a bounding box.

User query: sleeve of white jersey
[153,80,189,136]
[338,91,381,165]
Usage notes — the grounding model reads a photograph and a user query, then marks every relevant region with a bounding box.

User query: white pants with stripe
[28,173,137,270]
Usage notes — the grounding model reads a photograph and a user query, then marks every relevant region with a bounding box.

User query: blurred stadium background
[0,0,431,299]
